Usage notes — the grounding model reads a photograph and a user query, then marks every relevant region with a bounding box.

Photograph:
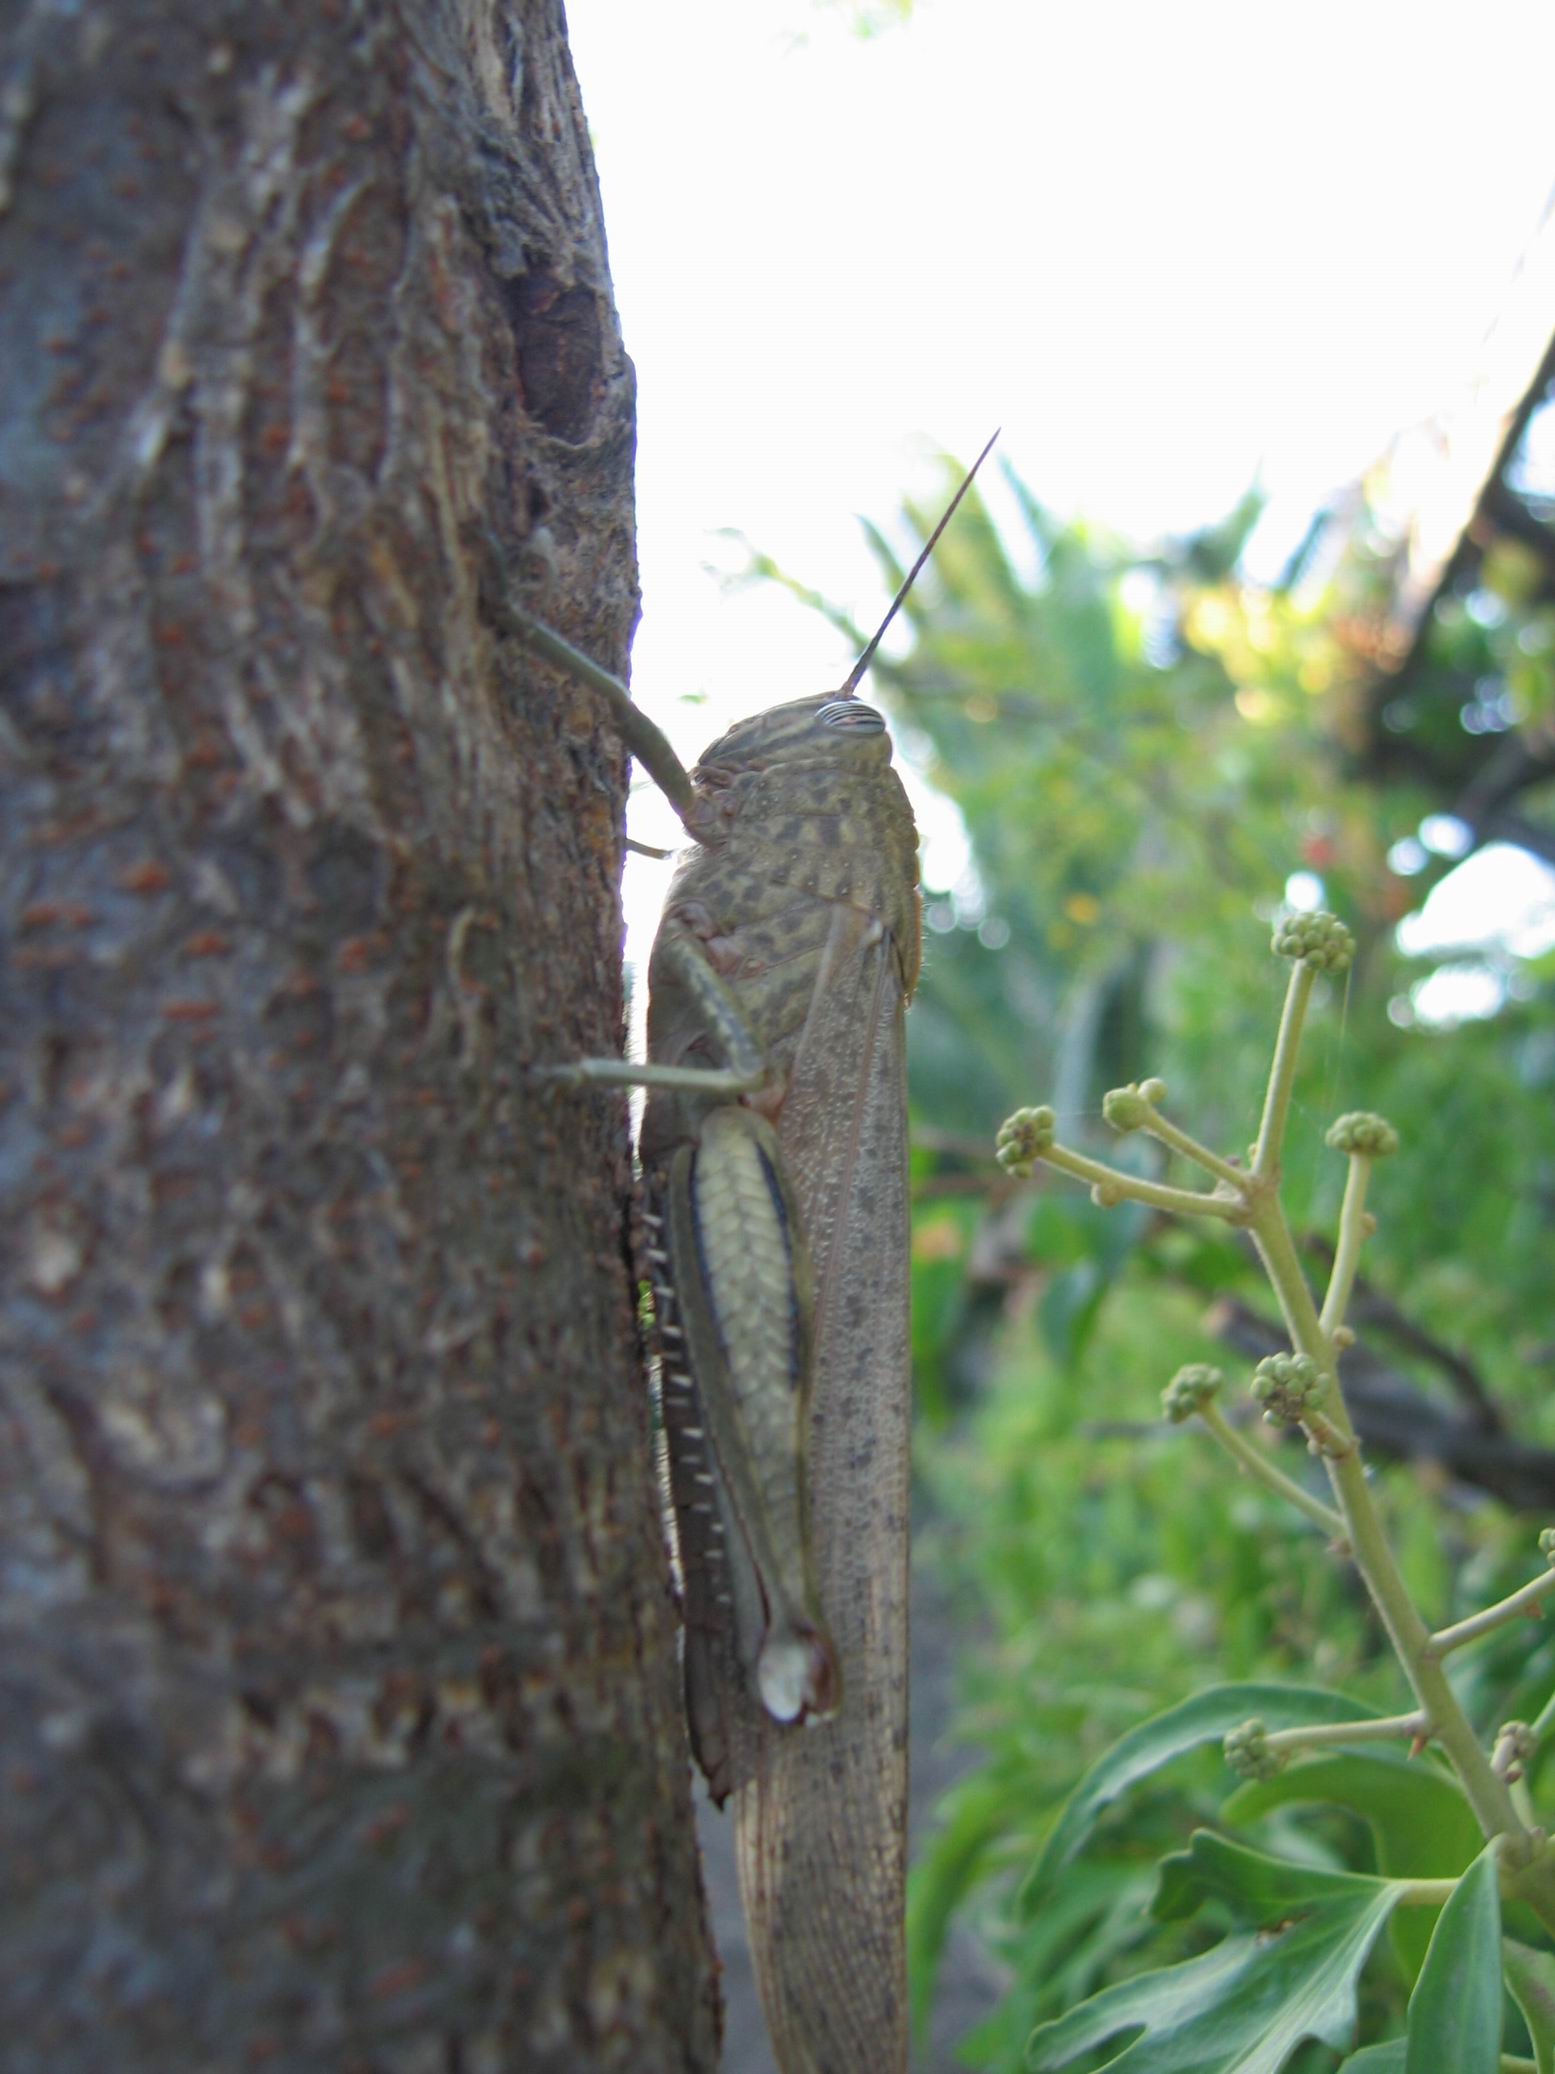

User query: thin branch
[1252,964,1316,1178]
[1140,1110,1250,1193]
[1264,1711,1428,1753]
[1425,1568,1555,1658]
[1319,1156,1372,1337]
[1197,1401,1347,1541]
[1040,1142,1247,1223]
[1302,1234,1505,1434]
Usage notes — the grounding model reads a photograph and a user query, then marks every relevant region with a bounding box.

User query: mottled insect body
[522,434,994,2074]
[636,690,920,2068]
[639,694,919,1794]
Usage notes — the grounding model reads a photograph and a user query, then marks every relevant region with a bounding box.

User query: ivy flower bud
[1103,1083,1159,1132]
[1493,1720,1537,1784]
[1163,1364,1223,1423]
[1272,910,1355,972]
[1540,1527,1555,1567]
[1325,1112,1399,1158]
[996,1106,1055,1174]
[1224,1717,1286,1781]
[1251,1351,1329,1427]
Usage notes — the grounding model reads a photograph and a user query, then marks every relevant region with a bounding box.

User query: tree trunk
[0,2,718,2067]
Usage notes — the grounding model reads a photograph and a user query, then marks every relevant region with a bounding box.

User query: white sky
[565,0,1555,985]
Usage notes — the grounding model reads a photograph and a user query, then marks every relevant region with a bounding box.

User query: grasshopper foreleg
[490,585,703,837]
[535,936,769,1097]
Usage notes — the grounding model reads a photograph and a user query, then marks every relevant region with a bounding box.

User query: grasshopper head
[693,693,892,786]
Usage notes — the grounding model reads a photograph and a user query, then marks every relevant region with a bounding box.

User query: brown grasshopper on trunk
[522,436,995,2074]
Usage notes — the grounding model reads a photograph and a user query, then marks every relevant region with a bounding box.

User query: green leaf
[1154,1829,1398,1924]
[1026,1861,1400,2071]
[1503,1937,1555,2074]
[1037,1257,1108,1366]
[1337,2046,1407,2071]
[1224,1749,1481,1980]
[1026,1682,1382,1905]
[1404,1844,1502,2074]
[1223,1751,1479,1881]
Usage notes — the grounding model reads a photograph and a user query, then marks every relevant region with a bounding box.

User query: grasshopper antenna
[838,426,1000,698]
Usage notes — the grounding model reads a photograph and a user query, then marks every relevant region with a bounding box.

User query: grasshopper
[522,435,995,2073]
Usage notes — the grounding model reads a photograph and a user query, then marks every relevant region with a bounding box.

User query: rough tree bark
[0,2,719,2067]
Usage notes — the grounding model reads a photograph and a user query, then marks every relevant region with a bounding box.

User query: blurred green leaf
[906,1770,1005,2041]
[1038,1258,1108,1366]
[1504,1937,1555,2074]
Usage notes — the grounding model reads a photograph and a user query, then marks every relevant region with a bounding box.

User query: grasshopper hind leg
[647,1224,745,1803]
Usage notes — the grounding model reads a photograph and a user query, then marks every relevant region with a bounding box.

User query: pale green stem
[1319,1155,1372,1336]
[1264,1712,1426,1753]
[1246,1197,1354,1440]
[1323,1437,1553,1902]
[1139,1110,1251,1193]
[1039,1142,1247,1223]
[1197,1400,1346,1540]
[1426,1567,1555,1657]
[1393,1876,1468,1907]
[1243,1186,1544,1893]
[1252,961,1316,1178]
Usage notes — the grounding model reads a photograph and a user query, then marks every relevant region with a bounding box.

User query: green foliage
[1031,1835,1403,2073]
[1224,1751,1482,1981]
[772,450,1555,2068]
[902,919,1555,2062]
[1504,1938,1555,2073]
[1029,1686,1389,1903]
[861,454,1555,1408]
[907,1313,1422,2056]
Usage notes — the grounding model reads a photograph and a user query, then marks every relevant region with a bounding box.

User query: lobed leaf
[1224,1747,1480,1980]
[1153,1828,1399,1924]
[1027,1866,1400,2072]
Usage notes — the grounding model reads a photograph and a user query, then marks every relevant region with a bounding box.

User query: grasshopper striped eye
[817,700,885,733]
